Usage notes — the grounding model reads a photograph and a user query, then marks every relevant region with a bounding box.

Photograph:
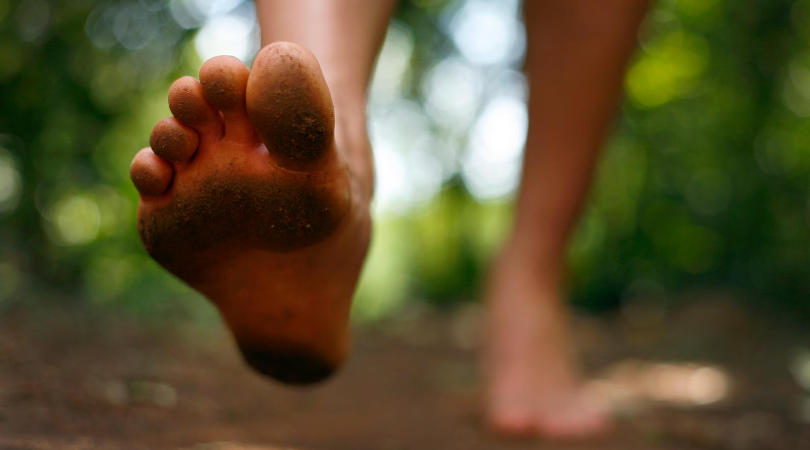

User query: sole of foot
[130,43,371,384]
[482,252,613,440]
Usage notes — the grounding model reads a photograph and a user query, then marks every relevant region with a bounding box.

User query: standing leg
[484,0,648,439]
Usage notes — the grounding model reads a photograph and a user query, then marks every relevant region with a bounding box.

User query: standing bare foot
[130,43,372,384]
[483,246,612,439]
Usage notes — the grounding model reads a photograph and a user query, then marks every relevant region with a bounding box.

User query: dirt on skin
[1,296,810,450]
[137,167,349,276]
[246,43,334,165]
[150,118,199,162]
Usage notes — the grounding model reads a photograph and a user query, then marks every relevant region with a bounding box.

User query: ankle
[334,102,374,200]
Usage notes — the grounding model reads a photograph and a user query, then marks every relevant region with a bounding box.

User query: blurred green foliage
[1,0,810,321]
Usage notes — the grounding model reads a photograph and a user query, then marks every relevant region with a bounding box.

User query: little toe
[200,55,257,144]
[168,76,223,140]
[130,148,174,197]
[150,117,199,162]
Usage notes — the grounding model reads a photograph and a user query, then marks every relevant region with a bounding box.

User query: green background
[1,0,809,322]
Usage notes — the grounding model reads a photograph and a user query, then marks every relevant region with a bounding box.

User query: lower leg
[514,0,648,258]
[485,0,648,438]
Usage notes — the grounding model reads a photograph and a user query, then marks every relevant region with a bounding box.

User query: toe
[536,410,614,441]
[486,409,536,437]
[130,148,174,196]
[168,76,223,140]
[200,56,249,112]
[149,117,199,162]
[200,56,257,143]
[246,42,336,169]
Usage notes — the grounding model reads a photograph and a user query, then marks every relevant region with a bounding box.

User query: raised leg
[484,0,649,439]
[131,0,395,384]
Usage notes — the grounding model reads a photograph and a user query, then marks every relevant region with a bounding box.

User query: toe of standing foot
[486,401,614,441]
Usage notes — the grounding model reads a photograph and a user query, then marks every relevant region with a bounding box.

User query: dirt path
[1,300,809,449]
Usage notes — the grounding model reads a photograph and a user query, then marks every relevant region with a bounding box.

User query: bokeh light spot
[49,194,102,246]
[15,0,50,42]
[626,31,709,108]
[0,148,22,213]
[370,22,414,104]
[112,2,158,50]
[790,348,810,391]
[461,94,527,201]
[422,57,483,129]
[0,260,21,302]
[449,0,524,66]
[194,6,258,62]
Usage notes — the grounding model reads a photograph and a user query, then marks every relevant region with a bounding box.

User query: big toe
[486,409,538,437]
[536,408,613,441]
[246,42,335,169]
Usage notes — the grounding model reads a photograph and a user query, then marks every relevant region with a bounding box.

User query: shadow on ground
[1,294,809,450]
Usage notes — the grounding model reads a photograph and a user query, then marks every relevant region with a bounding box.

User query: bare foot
[130,43,372,384]
[483,247,612,440]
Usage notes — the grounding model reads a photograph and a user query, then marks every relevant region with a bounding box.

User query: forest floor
[1,293,810,450]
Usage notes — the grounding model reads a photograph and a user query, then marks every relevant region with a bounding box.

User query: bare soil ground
[1,296,809,450]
